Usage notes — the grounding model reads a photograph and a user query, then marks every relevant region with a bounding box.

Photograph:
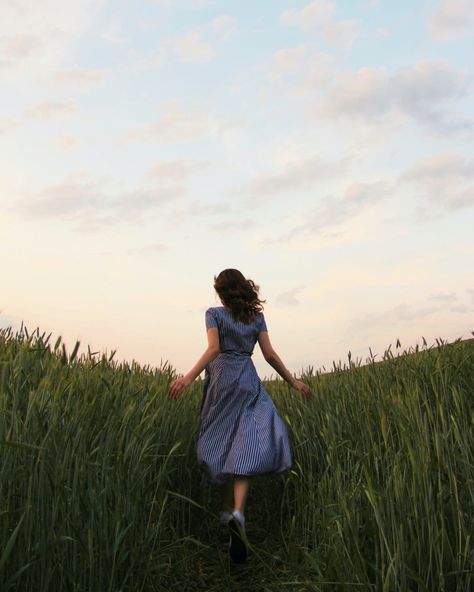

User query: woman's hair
[214,269,265,323]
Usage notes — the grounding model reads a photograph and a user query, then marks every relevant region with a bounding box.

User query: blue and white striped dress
[195,306,292,485]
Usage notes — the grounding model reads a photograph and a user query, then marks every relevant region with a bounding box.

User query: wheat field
[0,325,472,591]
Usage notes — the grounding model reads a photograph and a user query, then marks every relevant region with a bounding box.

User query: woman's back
[205,306,267,356]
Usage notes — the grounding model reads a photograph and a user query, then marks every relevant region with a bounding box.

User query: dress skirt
[195,351,292,485]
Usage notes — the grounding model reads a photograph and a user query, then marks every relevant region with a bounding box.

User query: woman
[168,269,312,563]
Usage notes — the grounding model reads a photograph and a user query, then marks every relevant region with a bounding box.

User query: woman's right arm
[257,332,312,400]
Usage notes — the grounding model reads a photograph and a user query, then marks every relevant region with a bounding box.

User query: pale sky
[1,0,473,378]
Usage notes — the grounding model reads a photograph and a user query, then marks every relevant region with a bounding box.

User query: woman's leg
[233,477,250,514]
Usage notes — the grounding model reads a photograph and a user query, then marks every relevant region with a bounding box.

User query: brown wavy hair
[214,269,265,323]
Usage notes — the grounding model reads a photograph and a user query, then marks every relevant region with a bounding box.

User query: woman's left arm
[168,327,220,399]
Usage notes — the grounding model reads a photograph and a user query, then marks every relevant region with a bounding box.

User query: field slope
[0,326,473,591]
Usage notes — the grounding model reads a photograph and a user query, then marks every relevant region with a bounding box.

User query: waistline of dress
[219,350,252,358]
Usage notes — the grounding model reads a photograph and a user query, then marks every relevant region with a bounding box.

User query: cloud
[374,27,390,38]
[152,0,211,8]
[2,100,78,141]
[0,33,44,61]
[428,292,457,303]
[2,95,89,140]
[24,99,76,120]
[264,180,390,244]
[145,159,211,181]
[321,66,389,119]
[15,170,183,230]
[267,47,334,95]
[51,134,80,150]
[255,156,348,197]
[174,200,230,218]
[400,152,474,212]
[100,22,129,45]
[268,46,309,83]
[392,60,471,132]
[121,100,244,144]
[126,242,167,256]
[125,46,167,71]
[128,14,237,70]
[173,32,215,63]
[346,293,471,336]
[427,0,474,41]
[318,60,472,135]
[265,50,471,136]
[54,66,109,89]
[347,304,439,335]
[280,0,362,48]
[168,15,238,63]
[208,218,255,233]
[210,15,238,41]
[231,155,350,202]
[0,116,21,135]
[0,0,107,83]
[275,286,305,307]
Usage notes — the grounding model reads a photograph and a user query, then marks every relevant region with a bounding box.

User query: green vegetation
[0,325,473,591]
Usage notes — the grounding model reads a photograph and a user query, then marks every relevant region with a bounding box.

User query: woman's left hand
[168,376,191,399]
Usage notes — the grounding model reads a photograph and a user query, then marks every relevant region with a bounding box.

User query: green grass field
[0,325,473,591]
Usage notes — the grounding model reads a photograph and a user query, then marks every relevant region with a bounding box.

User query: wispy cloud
[263,180,391,244]
[0,33,44,62]
[51,134,80,150]
[24,100,77,120]
[54,66,109,89]
[121,100,244,144]
[230,155,350,202]
[318,60,472,135]
[266,47,334,95]
[210,15,238,41]
[208,218,255,233]
[264,48,472,136]
[275,286,305,307]
[345,292,472,336]
[399,152,474,213]
[145,159,211,181]
[281,0,362,48]
[126,242,167,256]
[0,116,21,135]
[15,171,183,230]
[127,13,237,70]
[427,0,474,41]
[152,0,211,8]
[100,22,129,45]
[428,292,457,303]
[252,156,348,198]
[0,0,107,83]
[173,31,215,63]
[174,200,230,219]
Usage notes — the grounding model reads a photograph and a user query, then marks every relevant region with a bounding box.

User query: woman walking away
[168,269,312,563]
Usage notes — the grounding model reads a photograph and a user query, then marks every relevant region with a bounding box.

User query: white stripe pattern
[195,306,292,485]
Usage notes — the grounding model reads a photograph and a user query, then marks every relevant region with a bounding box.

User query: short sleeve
[258,312,268,333]
[205,308,218,329]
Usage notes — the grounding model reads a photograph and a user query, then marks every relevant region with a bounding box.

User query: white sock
[232,509,245,530]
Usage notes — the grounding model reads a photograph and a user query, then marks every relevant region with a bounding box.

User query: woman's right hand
[293,380,312,400]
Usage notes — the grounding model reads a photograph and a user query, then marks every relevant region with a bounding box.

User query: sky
[1,0,473,378]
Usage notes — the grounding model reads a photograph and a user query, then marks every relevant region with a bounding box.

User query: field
[0,325,473,591]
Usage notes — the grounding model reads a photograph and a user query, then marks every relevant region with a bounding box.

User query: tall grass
[0,324,472,591]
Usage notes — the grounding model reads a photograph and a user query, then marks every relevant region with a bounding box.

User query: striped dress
[195,306,292,485]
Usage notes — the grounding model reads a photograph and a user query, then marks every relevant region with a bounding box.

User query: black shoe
[228,511,247,563]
